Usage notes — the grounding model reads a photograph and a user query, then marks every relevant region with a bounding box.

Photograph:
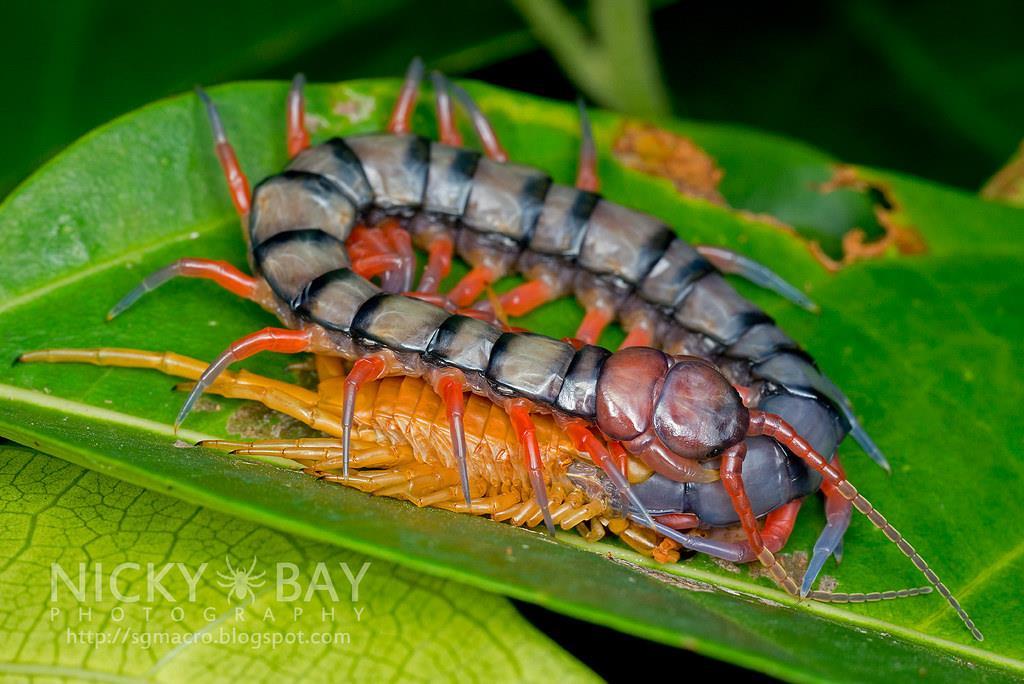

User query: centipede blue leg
[812,374,892,473]
[697,246,819,313]
[802,492,853,596]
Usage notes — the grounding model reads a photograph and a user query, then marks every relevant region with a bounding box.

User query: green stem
[510,0,671,115]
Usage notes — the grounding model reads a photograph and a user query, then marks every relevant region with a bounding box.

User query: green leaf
[1,79,1022,681]
[0,444,595,682]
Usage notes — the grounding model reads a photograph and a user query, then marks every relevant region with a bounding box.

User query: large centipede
[21,59,982,640]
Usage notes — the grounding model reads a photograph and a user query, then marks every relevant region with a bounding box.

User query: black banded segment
[486,333,574,404]
[424,315,502,374]
[673,273,773,345]
[254,229,350,306]
[751,354,849,429]
[463,159,552,243]
[726,323,808,365]
[555,344,611,417]
[345,134,430,210]
[424,143,481,216]
[529,184,599,256]
[351,294,450,354]
[249,172,357,247]
[286,138,374,208]
[639,239,715,308]
[577,201,673,284]
[296,268,380,333]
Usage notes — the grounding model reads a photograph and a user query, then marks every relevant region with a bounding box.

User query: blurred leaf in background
[3,0,1022,197]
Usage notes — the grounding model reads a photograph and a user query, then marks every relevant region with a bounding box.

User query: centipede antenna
[750,410,983,641]
[287,73,310,157]
[448,82,509,162]
[196,86,251,219]
[696,246,818,312]
[431,71,462,146]
[388,57,424,135]
[340,356,387,477]
[575,98,600,193]
[175,328,311,428]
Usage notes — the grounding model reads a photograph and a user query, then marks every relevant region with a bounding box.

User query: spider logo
[216,556,266,604]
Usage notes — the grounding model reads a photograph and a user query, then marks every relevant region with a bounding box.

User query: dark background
[3,1,1019,680]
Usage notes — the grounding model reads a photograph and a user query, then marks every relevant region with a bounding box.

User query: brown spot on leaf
[811,165,927,272]
[981,139,1024,206]
[613,122,725,204]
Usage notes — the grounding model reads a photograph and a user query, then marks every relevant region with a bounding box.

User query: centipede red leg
[575,306,614,345]
[107,258,258,319]
[618,323,654,349]
[575,99,600,193]
[449,81,508,162]
[497,280,555,318]
[749,410,982,640]
[434,371,473,507]
[177,328,312,428]
[287,73,310,157]
[507,401,556,536]
[196,87,251,221]
[340,356,388,477]
[431,71,462,146]
[803,456,853,595]
[388,57,424,135]
[381,219,416,292]
[417,235,454,293]
[447,265,496,308]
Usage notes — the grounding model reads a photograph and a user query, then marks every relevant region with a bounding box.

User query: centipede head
[595,347,748,482]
